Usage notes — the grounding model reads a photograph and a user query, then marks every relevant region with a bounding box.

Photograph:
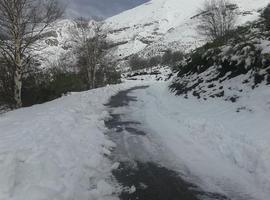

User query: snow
[104,0,269,60]
[127,81,270,200]
[34,19,98,70]
[36,19,78,69]
[1,75,270,200]
[31,0,270,72]
[1,1,270,198]
[0,81,141,200]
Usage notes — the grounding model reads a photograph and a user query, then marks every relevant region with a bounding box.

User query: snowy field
[0,81,142,200]
[128,82,270,200]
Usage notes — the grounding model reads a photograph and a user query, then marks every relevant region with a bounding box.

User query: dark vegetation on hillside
[0,58,121,107]
[0,58,121,108]
[170,5,270,101]
[129,50,184,71]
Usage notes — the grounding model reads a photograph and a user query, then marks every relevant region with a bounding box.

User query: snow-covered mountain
[35,19,98,69]
[36,20,77,69]
[104,0,269,61]
[36,0,269,71]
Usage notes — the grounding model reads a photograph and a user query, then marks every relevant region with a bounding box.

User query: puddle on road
[105,86,229,200]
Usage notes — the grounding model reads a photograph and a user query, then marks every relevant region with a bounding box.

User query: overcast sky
[61,0,149,19]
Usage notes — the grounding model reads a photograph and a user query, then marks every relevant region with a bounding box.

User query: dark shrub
[162,50,184,66]
[261,4,270,29]
[95,63,121,87]
[129,54,149,70]
[0,59,14,104]
[162,50,173,65]
[148,56,161,68]
[22,68,87,106]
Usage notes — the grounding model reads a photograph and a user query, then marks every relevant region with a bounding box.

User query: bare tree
[197,0,238,41]
[0,0,63,107]
[73,18,109,89]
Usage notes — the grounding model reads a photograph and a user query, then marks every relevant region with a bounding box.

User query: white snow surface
[1,79,270,200]
[0,81,141,200]
[127,82,270,200]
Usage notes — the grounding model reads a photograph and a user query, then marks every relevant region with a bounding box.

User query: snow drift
[129,82,270,200]
[0,82,140,200]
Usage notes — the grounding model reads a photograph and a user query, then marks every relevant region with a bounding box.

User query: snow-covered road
[0,81,269,200]
[105,85,229,200]
[123,82,270,200]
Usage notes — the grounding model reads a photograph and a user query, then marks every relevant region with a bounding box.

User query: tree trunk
[87,65,92,90]
[91,66,96,89]
[14,65,22,108]
[14,42,22,108]
[103,69,107,86]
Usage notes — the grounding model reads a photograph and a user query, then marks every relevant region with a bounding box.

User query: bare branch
[196,0,238,41]
[0,0,64,106]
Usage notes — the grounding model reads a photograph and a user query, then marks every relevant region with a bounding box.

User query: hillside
[33,19,99,70]
[35,20,77,69]
[104,0,269,63]
[170,19,270,101]
[34,0,269,72]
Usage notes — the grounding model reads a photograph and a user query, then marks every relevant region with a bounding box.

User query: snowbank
[0,81,140,200]
[129,82,270,200]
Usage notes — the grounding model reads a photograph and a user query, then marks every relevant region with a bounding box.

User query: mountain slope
[105,0,270,62]
[31,0,270,72]
[34,19,98,70]
[36,20,77,69]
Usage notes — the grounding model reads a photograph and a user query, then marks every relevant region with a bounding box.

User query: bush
[162,50,173,65]
[162,50,184,66]
[197,0,238,41]
[261,4,270,29]
[94,62,121,87]
[129,54,149,70]
[21,63,121,107]
[149,56,162,68]
[171,51,184,64]
[0,58,14,104]
[129,51,184,71]
[22,68,87,106]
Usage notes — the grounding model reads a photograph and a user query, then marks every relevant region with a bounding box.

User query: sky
[61,0,149,19]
